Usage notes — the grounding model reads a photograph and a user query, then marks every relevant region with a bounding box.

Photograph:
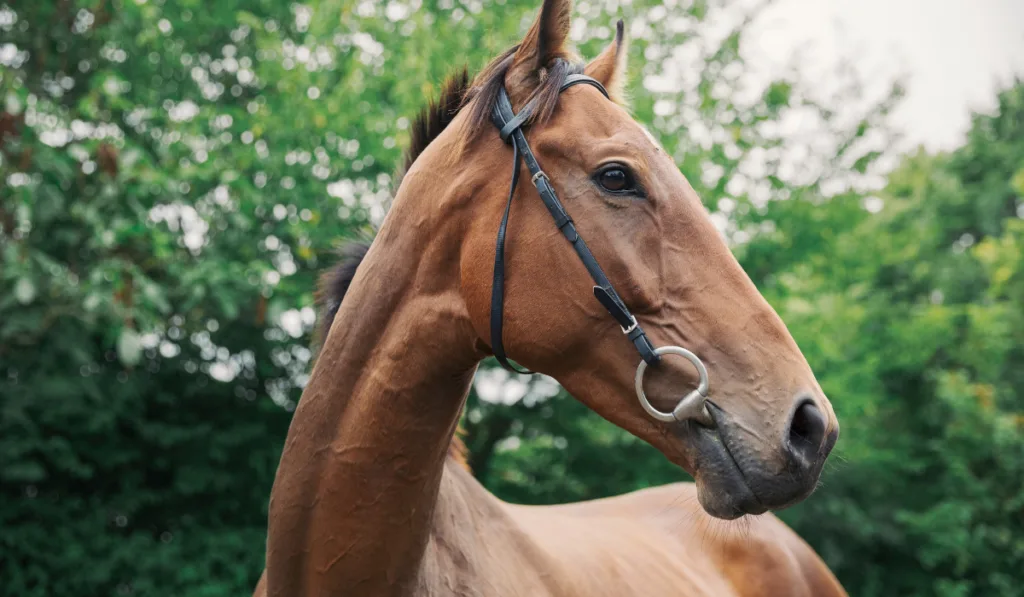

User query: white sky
[745,0,1024,151]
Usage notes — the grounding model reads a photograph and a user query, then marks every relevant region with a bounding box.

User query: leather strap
[489,74,661,372]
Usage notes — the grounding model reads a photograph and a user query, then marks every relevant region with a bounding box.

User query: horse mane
[314,240,371,347]
[396,47,587,188]
[394,69,471,189]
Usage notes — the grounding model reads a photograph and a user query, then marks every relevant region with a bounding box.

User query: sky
[744,0,1024,151]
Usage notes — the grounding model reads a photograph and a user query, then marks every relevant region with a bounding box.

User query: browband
[489,73,660,373]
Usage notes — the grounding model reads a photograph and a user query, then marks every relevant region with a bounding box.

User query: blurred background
[1,0,1022,595]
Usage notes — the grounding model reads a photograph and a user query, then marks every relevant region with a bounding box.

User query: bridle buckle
[531,170,549,186]
[620,315,638,335]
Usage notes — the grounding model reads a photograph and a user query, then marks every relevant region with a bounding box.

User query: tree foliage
[774,85,1024,597]
[1,0,1020,595]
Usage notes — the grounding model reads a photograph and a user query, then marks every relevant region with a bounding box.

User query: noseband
[489,73,712,426]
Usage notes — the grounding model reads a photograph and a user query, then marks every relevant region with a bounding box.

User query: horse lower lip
[690,425,767,517]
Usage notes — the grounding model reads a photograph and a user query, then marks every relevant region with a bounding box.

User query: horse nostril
[787,400,827,464]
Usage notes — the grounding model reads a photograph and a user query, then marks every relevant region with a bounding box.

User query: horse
[255,1,844,595]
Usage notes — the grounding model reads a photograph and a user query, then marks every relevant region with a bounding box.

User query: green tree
[761,84,1024,597]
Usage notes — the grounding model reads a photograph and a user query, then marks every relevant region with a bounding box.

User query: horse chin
[688,425,769,520]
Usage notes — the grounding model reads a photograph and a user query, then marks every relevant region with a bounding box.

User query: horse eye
[598,167,632,193]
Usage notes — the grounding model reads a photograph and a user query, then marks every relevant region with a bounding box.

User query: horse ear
[585,20,628,102]
[506,0,574,96]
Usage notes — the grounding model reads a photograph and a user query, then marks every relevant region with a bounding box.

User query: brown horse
[256,1,843,595]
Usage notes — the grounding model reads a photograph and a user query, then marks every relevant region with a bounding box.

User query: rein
[488,73,713,426]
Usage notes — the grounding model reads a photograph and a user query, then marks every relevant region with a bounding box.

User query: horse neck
[265,169,485,595]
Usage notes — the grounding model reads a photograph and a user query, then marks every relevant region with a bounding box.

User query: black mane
[396,49,586,186]
[396,68,470,187]
[314,241,371,346]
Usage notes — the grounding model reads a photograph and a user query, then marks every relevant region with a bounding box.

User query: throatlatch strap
[488,75,662,371]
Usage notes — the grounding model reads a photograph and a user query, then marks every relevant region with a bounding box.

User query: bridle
[489,73,713,426]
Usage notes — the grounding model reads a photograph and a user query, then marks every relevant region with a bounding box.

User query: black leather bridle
[487,73,713,426]
[489,74,659,372]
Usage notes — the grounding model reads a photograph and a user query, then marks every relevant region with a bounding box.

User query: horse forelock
[460,51,586,147]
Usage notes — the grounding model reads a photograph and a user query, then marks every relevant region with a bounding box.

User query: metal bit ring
[634,346,712,425]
